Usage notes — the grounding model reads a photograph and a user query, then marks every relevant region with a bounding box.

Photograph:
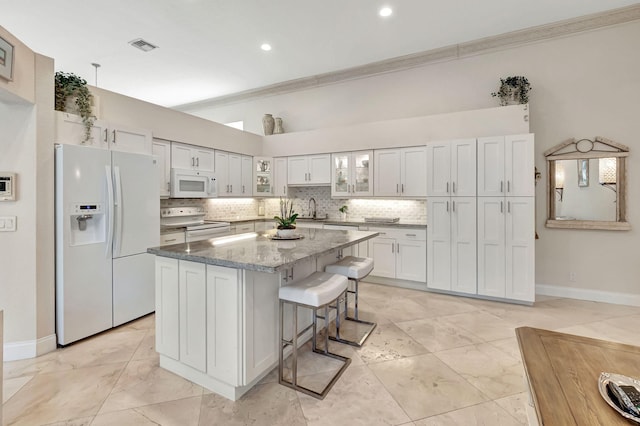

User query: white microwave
[170,168,217,198]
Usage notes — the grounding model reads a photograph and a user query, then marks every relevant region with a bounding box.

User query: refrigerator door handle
[113,166,124,257]
[105,165,114,258]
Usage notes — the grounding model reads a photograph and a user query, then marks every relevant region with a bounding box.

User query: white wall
[185,21,640,298]
[0,25,56,359]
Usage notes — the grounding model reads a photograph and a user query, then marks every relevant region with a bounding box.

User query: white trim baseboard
[3,334,57,361]
[536,283,640,307]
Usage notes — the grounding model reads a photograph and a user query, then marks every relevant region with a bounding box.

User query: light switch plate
[0,216,17,231]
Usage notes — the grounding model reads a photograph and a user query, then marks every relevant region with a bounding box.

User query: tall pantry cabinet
[477,134,535,302]
[427,134,535,303]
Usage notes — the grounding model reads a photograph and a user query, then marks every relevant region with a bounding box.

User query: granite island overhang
[148,228,379,272]
[147,228,379,400]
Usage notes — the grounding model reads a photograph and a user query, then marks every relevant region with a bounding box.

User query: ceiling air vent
[129,38,158,52]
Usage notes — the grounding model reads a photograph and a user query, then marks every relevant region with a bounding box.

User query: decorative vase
[273,117,284,134]
[262,114,275,135]
[277,228,296,238]
[341,212,347,221]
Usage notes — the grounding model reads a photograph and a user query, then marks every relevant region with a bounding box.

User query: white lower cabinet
[155,257,180,360]
[206,265,241,385]
[179,261,207,372]
[366,227,426,282]
[154,258,282,397]
[427,197,477,294]
[477,197,535,302]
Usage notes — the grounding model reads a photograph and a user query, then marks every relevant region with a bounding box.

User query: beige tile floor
[4,282,640,425]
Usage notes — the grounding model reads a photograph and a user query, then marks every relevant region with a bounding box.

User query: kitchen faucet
[309,197,316,219]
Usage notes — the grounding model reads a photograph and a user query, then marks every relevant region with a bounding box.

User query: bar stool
[325,256,377,347]
[279,271,351,399]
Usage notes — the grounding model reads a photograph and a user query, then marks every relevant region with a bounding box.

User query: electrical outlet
[0,216,17,231]
[569,272,576,282]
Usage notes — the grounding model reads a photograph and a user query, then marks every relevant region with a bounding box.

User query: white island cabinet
[149,228,378,400]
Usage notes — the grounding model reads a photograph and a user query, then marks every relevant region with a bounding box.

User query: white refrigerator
[55,144,159,345]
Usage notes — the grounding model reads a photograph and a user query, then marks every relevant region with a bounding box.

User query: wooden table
[516,327,640,425]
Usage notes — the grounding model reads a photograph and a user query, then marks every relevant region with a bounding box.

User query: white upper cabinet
[55,111,151,154]
[331,150,373,198]
[478,134,534,197]
[254,157,273,196]
[427,139,477,197]
[171,142,215,172]
[273,157,288,197]
[374,146,426,197]
[152,139,171,197]
[241,155,253,196]
[216,151,253,197]
[287,154,330,185]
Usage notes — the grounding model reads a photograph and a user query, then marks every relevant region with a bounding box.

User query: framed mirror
[545,136,630,231]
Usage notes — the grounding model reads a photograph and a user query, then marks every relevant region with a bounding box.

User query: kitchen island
[147,228,378,400]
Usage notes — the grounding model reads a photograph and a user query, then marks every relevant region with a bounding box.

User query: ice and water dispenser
[69,203,106,246]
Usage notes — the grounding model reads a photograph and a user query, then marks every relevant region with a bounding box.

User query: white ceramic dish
[269,234,305,241]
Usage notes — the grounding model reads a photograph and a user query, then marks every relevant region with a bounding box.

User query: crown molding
[175,4,640,111]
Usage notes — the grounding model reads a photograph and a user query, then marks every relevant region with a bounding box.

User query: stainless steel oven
[160,206,230,243]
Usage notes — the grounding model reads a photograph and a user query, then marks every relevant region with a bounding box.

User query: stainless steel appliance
[160,206,230,242]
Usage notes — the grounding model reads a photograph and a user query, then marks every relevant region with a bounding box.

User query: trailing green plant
[491,76,531,106]
[274,197,298,229]
[338,205,348,214]
[54,71,94,142]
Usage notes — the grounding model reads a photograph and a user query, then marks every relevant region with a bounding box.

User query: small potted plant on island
[339,205,348,221]
[491,76,532,106]
[274,197,298,237]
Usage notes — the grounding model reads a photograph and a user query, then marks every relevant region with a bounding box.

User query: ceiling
[2,0,637,108]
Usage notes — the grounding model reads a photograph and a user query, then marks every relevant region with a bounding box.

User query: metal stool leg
[329,278,377,348]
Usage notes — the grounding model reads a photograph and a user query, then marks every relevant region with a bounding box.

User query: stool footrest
[330,317,377,348]
[279,351,351,399]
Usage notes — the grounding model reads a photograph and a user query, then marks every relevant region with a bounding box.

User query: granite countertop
[148,228,379,273]
[215,216,427,229]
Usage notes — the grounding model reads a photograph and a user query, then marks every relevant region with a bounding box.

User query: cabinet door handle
[396,183,399,193]
[453,182,456,194]
[446,201,449,212]
[507,180,511,193]
[508,201,511,213]
[230,184,233,193]
[446,182,449,193]
[308,173,311,181]
[283,185,286,194]
[452,200,456,212]
[242,185,245,193]
[191,157,195,167]
[166,182,170,191]
[103,129,108,142]
[406,233,416,237]
[112,130,116,144]
[401,183,404,193]
[196,157,200,167]
[501,201,504,213]
[226,184,229,193]
[500,181,504,193]
[391,243,394,254]
[397,242,400,253]
[165,238,177,243]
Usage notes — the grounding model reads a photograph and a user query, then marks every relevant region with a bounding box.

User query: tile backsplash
[160,187,426,222]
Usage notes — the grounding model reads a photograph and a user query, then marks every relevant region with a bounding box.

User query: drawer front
[235,222,256,233]
[363,226,426,241]
[160,232,185,246]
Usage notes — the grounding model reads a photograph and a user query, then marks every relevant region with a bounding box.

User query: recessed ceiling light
[379,7,393,17]
[261,43,272,51]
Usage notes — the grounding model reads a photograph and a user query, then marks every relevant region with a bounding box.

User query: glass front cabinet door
[254,157,273,195]
[331,150,373,197]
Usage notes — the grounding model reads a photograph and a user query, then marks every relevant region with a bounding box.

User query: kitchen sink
[297,216,327,221]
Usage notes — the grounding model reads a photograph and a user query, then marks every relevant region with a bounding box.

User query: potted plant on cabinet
[274,197,298,237]
[54,71,95,143]
[491,76,532,106]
